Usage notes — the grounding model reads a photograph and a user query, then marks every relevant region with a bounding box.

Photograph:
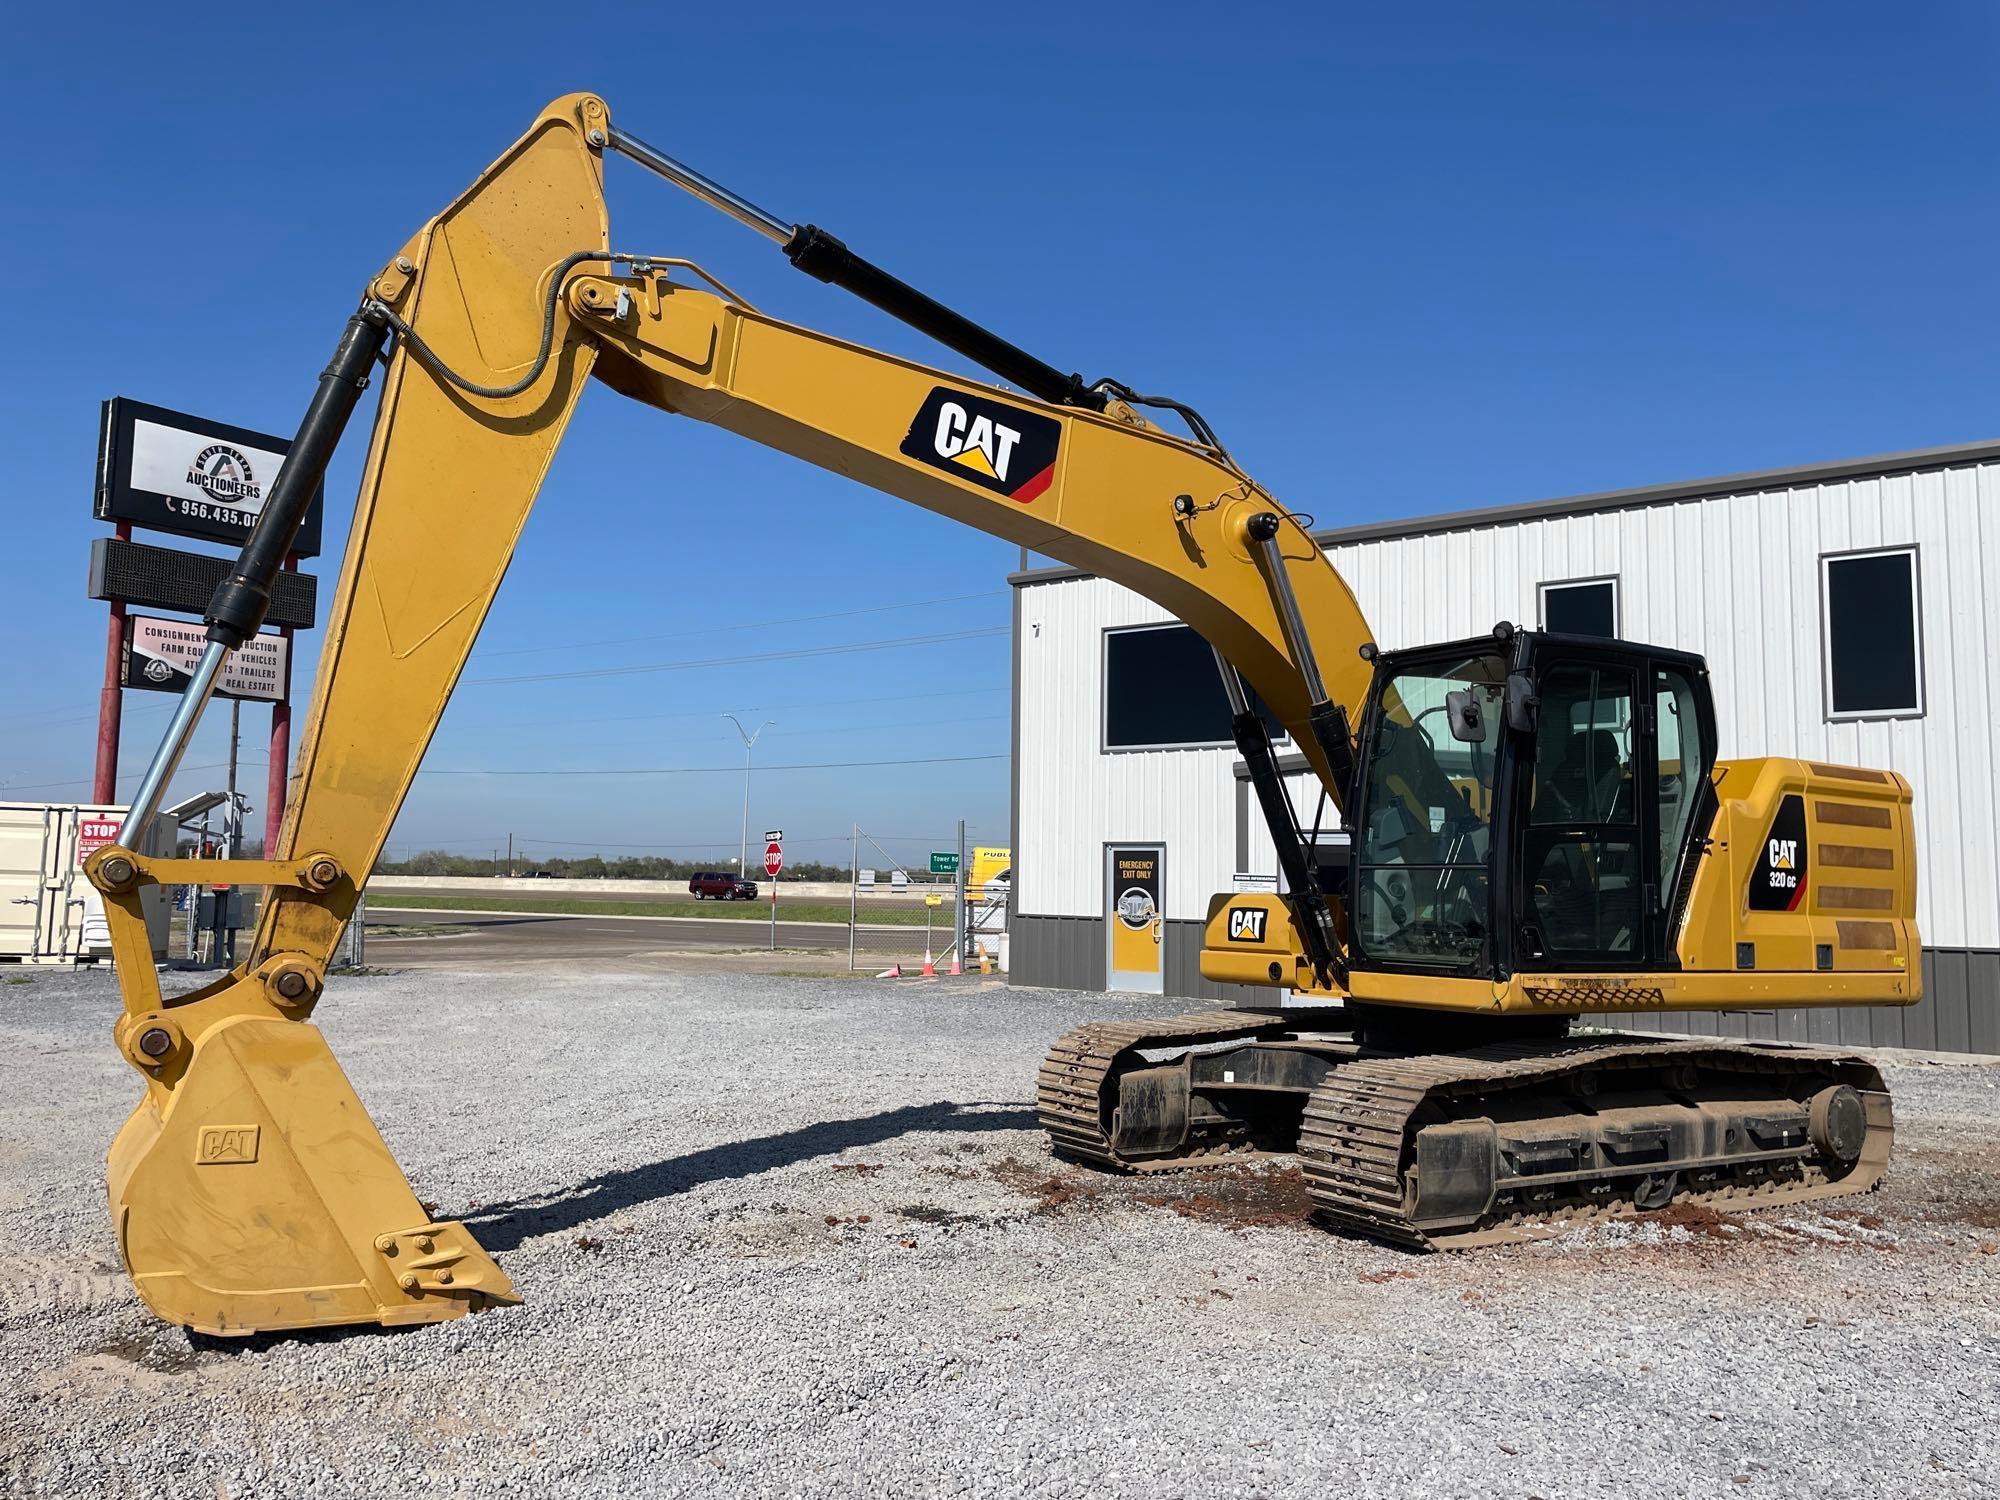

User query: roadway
[375,883,941,917]
[362,904,934,971]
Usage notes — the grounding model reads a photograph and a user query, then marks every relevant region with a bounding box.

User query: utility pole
[506,832,513,877]
[848,822,858,973]
[218,700,242,965]
[225,701,241,854]
[721,714,773,877]
[953,817,967,974]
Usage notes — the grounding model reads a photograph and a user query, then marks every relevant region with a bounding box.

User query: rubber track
[1299,1036,1892,1249]
[1035,1010,1289,1169]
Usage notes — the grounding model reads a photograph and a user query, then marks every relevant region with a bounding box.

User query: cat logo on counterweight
[1226,907,1268,943]
[901,387,1060,503]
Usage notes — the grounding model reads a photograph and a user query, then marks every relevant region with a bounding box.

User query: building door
[1105,845,1165,992]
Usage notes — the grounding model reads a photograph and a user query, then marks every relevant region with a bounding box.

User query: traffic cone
[947,955,962,976]
[877,964,902,979]
[921,947,936,977]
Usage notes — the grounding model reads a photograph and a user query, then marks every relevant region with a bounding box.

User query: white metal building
[1009,438,2000,1054]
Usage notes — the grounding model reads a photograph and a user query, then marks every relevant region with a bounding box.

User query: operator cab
[1346,626,1716,979]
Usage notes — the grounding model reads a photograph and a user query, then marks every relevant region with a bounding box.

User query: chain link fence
[843,823,1006,974]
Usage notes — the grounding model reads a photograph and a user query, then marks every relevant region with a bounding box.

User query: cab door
[1512,645,1665,970]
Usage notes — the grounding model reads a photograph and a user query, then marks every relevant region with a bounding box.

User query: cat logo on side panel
[1227,907,1268,943]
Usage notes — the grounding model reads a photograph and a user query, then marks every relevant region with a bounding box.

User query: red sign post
[764,839,782,952]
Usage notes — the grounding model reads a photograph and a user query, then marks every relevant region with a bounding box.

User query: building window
[1538,576,1619,638]
[1822,547,1923,719]
[1103,624,1285,750]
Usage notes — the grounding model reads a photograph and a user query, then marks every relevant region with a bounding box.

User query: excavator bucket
[108,1011,514,1336]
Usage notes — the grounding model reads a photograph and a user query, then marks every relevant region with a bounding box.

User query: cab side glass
[1353,652,1507,969]
[1523,664,1641,959]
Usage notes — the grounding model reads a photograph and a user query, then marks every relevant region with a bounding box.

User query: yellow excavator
[84,95,1919,1335]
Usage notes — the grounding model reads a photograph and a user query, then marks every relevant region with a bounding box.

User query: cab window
[1524,664,1641,959]
[1353,651,1505,968]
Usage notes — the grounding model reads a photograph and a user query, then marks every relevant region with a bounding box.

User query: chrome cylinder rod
[1245,514,1329,704]
[605,125,794,245]
[118,639,230,844]
[1212,645,1252,716]
[605,121,1106,411]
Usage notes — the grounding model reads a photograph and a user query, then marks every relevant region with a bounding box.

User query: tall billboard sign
[95,397,324,558]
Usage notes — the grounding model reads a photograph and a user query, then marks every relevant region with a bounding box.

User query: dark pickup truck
[688,871,758,900]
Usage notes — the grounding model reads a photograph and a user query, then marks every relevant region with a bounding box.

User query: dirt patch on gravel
[1944,1195,2000,1230]
[1650,1202,1741,1240]
[989,1156,1103,1215]
[987,1157,1314,1231]
[1137,1166,1315,1231]
[91,1330,208,1373]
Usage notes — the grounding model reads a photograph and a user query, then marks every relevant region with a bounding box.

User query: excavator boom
[85,95,1371,1334]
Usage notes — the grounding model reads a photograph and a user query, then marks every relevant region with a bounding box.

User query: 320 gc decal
[901,387,1060,503]
[1748,794,1809,912]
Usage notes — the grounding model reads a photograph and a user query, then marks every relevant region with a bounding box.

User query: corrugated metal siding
[1009,914,1104,992]
[1009,915,1265,1004]
[1598,947,1998,1056]
[1243,767,1328,886]
[1015,582,1243,919]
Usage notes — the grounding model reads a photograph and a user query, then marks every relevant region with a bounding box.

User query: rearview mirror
[1505,671,1539,735]
[1444,689,1487,744]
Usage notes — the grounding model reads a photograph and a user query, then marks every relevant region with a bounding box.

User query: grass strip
[366,893,935,926]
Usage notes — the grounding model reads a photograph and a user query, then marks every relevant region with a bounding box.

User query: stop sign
[763,841,783,877]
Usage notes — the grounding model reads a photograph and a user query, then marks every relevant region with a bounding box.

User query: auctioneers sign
[95,397,324,557]
[121,614,289,703]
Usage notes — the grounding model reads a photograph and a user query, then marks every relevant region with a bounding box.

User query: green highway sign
[929,852,959,875]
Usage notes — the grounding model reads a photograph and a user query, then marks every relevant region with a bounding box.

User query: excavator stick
[87,96,608,1334]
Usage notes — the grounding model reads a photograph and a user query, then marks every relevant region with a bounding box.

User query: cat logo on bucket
[196,1126,261,1165]
[901,387,1060,503]
[1226,906,1268,943]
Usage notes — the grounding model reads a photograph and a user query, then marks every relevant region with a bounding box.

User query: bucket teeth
[374,1223,520,1305]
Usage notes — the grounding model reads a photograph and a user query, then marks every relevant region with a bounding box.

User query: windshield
[1353,651,1506,968]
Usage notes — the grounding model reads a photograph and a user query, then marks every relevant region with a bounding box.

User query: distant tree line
[374,849,857,883]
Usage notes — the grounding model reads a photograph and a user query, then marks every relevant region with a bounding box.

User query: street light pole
[721,714,774,877]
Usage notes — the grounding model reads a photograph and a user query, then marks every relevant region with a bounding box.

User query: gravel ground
[1,966,1996,1499]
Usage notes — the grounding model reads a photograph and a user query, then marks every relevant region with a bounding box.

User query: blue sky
[3,3,1995,869]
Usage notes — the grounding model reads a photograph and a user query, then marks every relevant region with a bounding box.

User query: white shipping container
[0,803,170,965]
